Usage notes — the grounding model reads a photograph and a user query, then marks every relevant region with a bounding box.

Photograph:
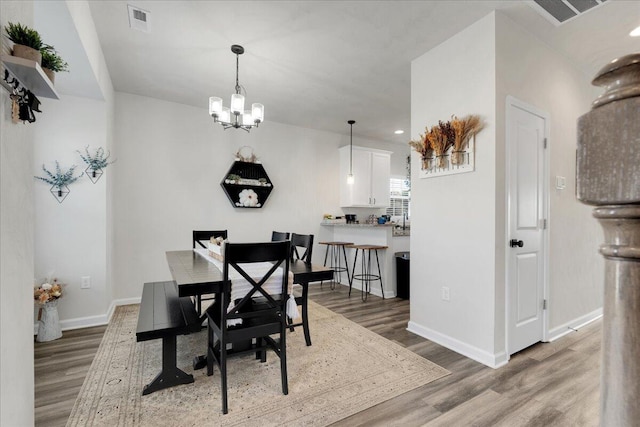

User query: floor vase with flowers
[37,300,62,342]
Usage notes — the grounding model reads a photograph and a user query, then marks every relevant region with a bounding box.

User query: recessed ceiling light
[630,25,640,37]
[394,130,404,135]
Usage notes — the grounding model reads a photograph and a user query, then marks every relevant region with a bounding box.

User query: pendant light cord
[349,122,353,174]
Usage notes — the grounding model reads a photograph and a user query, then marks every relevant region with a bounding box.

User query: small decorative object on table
[34,278,64,342]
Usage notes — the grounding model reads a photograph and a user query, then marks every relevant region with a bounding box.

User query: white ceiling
[58,1,640,142]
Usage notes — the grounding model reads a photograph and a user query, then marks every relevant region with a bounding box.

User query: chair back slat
[271,231,290,242]
[291,233,314,264]
[193,230,228,249]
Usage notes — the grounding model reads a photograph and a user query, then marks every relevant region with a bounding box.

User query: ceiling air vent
[127,4,150,33]
[529,0,607,25]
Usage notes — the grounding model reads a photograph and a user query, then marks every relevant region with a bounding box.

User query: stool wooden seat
[347,244,388,301]
[319,241,354,289]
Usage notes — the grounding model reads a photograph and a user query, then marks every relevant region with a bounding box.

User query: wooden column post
[576,53,640,426]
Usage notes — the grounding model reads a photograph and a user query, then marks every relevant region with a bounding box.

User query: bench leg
[142,335,194,395]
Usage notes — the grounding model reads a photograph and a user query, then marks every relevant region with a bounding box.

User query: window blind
[386,178,410,217]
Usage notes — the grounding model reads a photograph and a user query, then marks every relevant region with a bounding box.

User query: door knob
[510,239,524,248]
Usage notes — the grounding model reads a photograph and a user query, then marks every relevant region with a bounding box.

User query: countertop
[320,222,394,227]
[320,222,410,236]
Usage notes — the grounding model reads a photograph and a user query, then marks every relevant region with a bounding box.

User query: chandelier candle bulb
[220,107,231,123]
[209,97,223,117]
[252,103,264,123]
[242,110,253,126]
[230,93,245,115]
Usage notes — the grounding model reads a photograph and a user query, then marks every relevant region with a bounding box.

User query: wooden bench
[136,281,201,395]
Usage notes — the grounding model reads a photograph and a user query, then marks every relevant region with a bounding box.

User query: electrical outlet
[441,286,450,301]
[81,276,91,289]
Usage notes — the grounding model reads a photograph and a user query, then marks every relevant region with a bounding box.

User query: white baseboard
[547,307,603,342]
[33,296,141,334]
[407,321,508,369]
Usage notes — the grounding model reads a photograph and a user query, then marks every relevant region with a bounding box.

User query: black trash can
[395,252,410,299]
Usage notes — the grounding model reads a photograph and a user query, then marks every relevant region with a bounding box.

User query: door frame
[505,95,551,357]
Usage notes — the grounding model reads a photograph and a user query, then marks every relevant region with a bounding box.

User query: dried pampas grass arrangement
[451,115,484,164]
[409,114,485,171]
[409,132,434,169]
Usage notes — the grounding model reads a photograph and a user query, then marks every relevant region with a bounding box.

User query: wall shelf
[1,54,59,99]
[220,161,274,208]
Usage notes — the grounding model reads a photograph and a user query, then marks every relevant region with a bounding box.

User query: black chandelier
[209,45,264,131]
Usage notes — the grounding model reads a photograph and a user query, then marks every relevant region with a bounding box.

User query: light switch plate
[556,176,566,190]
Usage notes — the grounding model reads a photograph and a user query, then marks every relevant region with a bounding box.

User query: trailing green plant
[41,48,69,72]
[77,146,114,171]
[4,22,44,50]
[35,162,82,189]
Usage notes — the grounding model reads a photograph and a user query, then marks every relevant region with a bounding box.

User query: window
[386,178,410,217]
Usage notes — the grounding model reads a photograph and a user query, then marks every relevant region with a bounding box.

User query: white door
[507,98,547,355]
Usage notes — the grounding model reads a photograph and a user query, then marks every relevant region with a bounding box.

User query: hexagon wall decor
[221,161,273,208]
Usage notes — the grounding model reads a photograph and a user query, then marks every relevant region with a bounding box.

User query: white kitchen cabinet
[339,145,391,207]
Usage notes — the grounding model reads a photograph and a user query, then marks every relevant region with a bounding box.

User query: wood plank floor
[34,283,601,426]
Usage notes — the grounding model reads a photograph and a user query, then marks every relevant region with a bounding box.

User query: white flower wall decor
[237,189,260,207]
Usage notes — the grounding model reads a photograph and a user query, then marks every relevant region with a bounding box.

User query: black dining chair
[271,231,290,241]
[192,230,228,314]
[288,233,315,345]
[205,240,290,414]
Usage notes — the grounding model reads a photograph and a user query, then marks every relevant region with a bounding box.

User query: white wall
[408,13,500,366]
[33,96,110,326]
[32,0,114,329]
[0,2,35,425]
[408,12,603,367]
[112,92,402,301]
[495,13,603,337]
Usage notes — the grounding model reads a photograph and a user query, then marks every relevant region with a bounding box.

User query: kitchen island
[318,222,409,298]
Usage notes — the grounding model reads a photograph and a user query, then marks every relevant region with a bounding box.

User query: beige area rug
[67,301,449,426]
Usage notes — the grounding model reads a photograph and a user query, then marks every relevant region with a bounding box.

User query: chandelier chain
[235,53,241,95]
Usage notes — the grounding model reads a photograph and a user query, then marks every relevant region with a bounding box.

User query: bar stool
[318,241,353,290]
[348,244,387,302]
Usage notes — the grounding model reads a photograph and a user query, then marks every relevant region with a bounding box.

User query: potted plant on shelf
[40,47,69,84]
[77,146,114,183]
[3,22,45,65]
[34,161,83,203]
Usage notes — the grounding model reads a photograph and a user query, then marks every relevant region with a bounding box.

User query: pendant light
[209,45,264,132]
[347,120,355,185]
